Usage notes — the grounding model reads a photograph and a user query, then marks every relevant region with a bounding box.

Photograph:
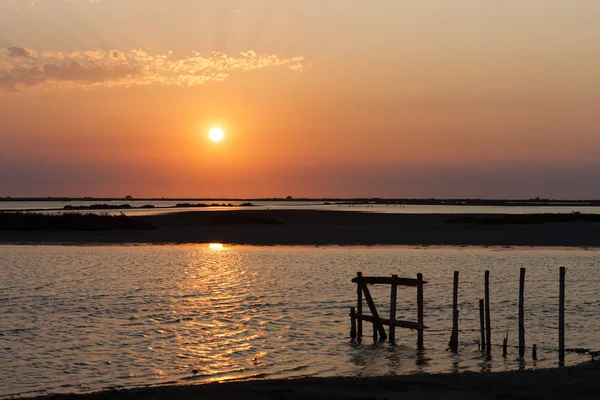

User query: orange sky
[1,1,600,198]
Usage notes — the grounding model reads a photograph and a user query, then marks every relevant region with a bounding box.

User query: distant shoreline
[21,361,600,400]
[2,197,600,207]
[2,210,600,247]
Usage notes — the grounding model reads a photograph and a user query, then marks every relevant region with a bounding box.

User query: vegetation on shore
[445,212,600,225]
[0,212,156,231]
[61,203,255,211]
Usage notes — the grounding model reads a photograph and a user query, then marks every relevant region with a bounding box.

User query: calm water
[2,200,600,216]
[1,245,599,398]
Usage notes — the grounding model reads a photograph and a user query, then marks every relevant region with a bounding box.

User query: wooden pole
[389,274,398,343]
[448,271,459,351]
[417,273,424,349]
[350,307,357,339]
[503,332,508,356]
[479,299,486,352]
[532,344,537,360]
[485,270,492,356]
[519,268,526,359]
[373,320,378,341]
[356,272,363,339]
[361,281,387,341]
[559,267,566,366]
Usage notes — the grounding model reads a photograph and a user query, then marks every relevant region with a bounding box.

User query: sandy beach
[25,361,599,400]
[1,210,600,246]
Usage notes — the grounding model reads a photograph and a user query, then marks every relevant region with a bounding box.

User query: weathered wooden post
[448,271,459,351]
[503,332,508,356]
[417,273,424,349]
[485,270,492,356]
[532,344,538,360]
[559,267,566,366]
[389,274,398,343]
[519,268,526,359]
[479,299,486,352]
[357,272,363,339]
[350,307,357,339]
[373,321,378,341]
[360,276,387,341]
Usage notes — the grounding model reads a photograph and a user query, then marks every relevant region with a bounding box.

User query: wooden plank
[361,280,388,340]
[389,274,398,343]
[448,271,459,351]
[351,276,428,286]
[485,270,492,356]
[479,299,486,351]
[349,307,356,339]
[357,314,427,330]
[519,268,526,359]
[559,267,566,366]
[417,273,424,349]
[356,272,363,339]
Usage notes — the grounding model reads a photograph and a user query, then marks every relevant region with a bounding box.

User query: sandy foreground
[1,210,600,246]
[25,361,599,400]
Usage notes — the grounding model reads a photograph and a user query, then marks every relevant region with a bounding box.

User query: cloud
[0,47,306,92]
[6,46,33,58]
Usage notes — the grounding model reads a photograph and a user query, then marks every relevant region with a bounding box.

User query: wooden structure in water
[349,271,427,347]
[347,267,574,366]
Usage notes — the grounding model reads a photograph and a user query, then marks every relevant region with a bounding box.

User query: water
[1,245,599,398]
[2,200,600,216]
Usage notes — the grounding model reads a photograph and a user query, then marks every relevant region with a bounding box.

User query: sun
[209,128,224,142]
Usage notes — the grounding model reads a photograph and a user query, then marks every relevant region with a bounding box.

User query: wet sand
[1,210,600,246]
[29,361,600,400]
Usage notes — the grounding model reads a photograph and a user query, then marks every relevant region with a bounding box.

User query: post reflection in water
[349,342,431,374]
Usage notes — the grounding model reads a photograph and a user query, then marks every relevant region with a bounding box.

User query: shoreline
[1,210,600,247]
[21,361,600,400]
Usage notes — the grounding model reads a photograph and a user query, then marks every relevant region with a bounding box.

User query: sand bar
[1,210,600,246]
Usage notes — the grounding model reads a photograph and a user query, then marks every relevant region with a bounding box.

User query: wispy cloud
[0,47,306,92]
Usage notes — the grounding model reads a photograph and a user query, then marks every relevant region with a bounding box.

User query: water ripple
[0,245,598,398]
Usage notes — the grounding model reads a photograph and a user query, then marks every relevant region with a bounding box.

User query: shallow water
[2,200,600,216]
[1,245,599,398]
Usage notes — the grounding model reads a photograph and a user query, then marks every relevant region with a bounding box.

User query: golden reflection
[172,246,262,382]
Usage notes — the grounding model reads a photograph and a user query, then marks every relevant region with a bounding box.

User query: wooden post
[503,332,508,356]
[448,271,459,351]
[350,307,357,339]
[389,274,398,343]
[361,282,387,341]
[559,267,566,366]
[373,321,378,341]
[356,272,363,339]
[532,344,537,360]
[485,270,492,356]
[417,273,424,349]
[479,299,486,352]
[519,268,526,359]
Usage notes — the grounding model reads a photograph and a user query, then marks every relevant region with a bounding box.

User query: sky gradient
[1,0,599,198]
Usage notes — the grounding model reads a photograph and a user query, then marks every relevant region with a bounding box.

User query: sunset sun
[209,128,224,142]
